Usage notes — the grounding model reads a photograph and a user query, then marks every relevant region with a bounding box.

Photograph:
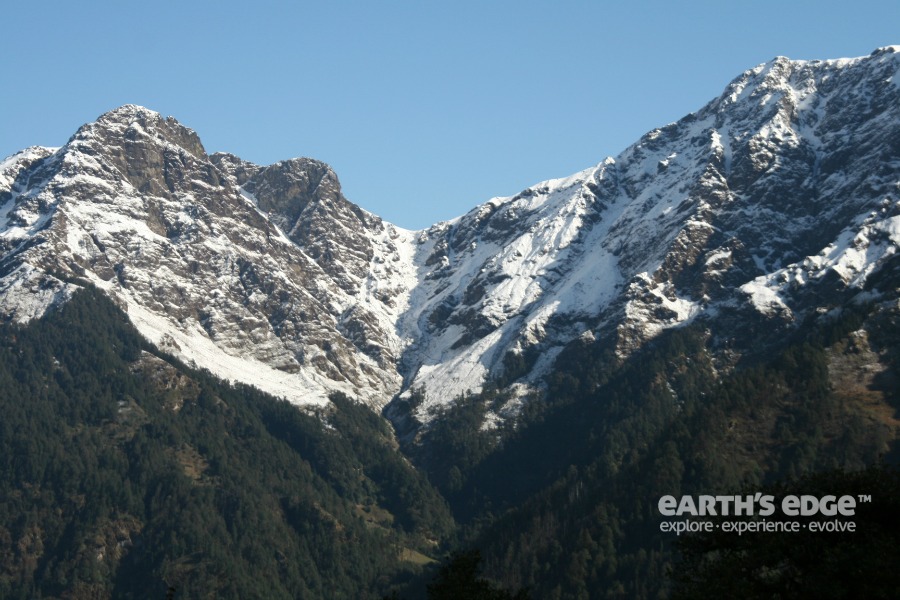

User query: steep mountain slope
[0,288,453,599]
[1,47,899,428]
[0,106,416,407]
[391,45,900,421]
[2,45,900,600]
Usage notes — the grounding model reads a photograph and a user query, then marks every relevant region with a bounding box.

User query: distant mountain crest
[1,48,898,428]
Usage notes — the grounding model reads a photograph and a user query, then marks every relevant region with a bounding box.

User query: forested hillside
[0,288,453,599]
[2,42,900,600]
[0,286,897,599]
[400,302,900,598]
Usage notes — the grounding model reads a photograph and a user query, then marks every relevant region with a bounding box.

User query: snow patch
[740,277,793,318]
[0,264,77,323]
[122,297,331,408]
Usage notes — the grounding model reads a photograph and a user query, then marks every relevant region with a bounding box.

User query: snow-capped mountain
[2,47,899,424]
[0,106,415,407]
[392,46,900,419]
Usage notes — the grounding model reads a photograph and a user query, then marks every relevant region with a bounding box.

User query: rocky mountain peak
[58,105,217,201]
[872,44,900,55]
[386,48,900,420]
[0,105,417,408]
[209,152,262,187]
[82,104,207,159]
[2,50,899,427]
[243,157,347,229]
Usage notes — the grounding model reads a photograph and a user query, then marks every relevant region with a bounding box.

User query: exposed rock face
[242,157,382,295]
[1,48,899,424]
[389,47,900,419]
[0,105,410,407]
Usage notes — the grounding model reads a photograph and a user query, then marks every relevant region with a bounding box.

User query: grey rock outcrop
[1,48,899,427]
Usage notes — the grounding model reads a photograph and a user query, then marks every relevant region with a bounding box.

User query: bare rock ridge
[1,48,899,427]
[0,104,408,407]
[389,46,900,421]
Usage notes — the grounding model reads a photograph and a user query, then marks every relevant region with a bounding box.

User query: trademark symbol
[858,495,872,503]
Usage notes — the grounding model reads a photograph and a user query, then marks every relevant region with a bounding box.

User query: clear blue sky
[2,1,897,229]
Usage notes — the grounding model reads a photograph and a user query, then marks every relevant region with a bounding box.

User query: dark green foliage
[2,283,896,598]
[399,304,899,598]
[415,393,502,499]
[426,550,530,600]
[384,550,531,600]
[0,287,453,599]
[324,393,454,537]
[671,465,900,599]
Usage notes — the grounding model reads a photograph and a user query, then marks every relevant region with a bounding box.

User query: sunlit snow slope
[391,47,900,422]
[1,47,899,424]
[0,106,414,407]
